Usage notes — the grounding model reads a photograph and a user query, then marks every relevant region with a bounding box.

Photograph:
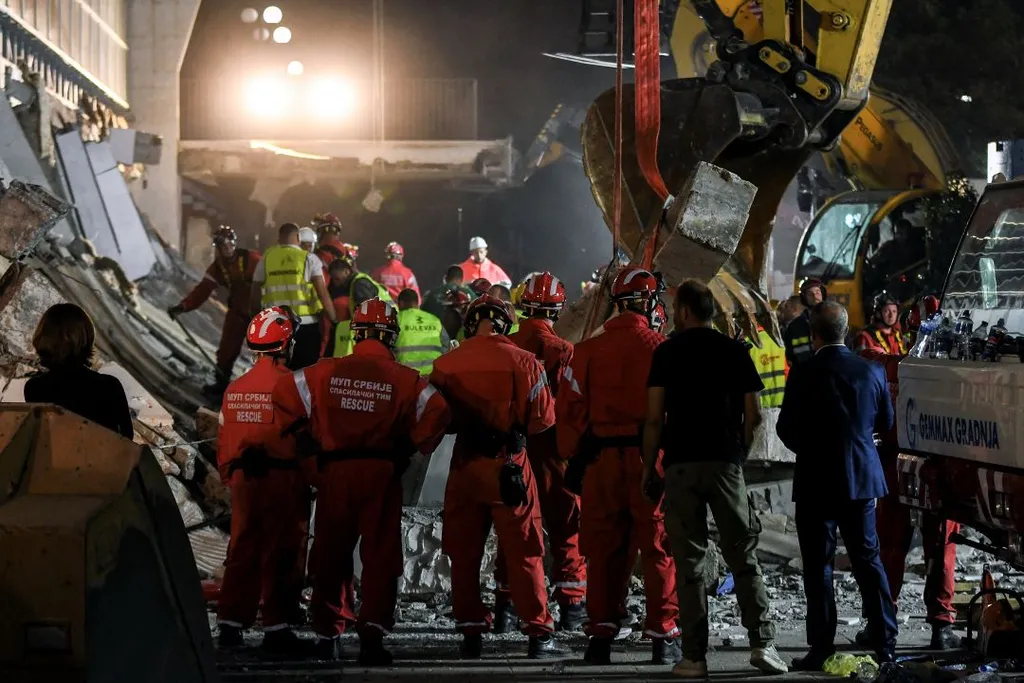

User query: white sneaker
[671,659,709,678]
[751,645,789,675]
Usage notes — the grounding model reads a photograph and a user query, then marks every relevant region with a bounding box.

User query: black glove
[167,304,184,319]
[499,460,529,508]
[564,455,588,496]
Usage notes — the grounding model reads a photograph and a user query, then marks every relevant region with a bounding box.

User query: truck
[896,177,1024,569]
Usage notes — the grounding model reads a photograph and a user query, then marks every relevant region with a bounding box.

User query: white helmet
[298,227,318,245]
[469,236,488,251]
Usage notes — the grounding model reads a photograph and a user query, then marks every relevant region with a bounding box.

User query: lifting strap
[634,0,667,271]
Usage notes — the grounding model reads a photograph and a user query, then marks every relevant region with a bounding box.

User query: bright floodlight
[262,6,283,24]
[960,94,973,103]
[287,60,304,76]
[309,77,357,118]
[244,77,287,118]
[241,8,259,23]
[273,26,292,44]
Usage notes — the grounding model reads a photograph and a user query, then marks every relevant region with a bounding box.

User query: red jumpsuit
[372,260,420,301]
[216,356,308,630]
[274,340,450,638]
[858,347,958,625]
[178,249,261,378]
[557,312,680,640]
[316,236,349,275]
[492,318,585,608]
[430,334,556,636]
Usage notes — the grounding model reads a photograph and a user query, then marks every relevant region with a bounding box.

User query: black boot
[528,633,571,659]
[854,628,873,648]
[261,629,314,658]
[558,601,587,632]
[652,637,683,665]
[493,602,519,635]
[791,648,836,672]
[583,637,612,665]
[460,634,483,660]
[358,632,394,666]
[217,624,243,649]
[929,623,962,651]
[313,636,342,661]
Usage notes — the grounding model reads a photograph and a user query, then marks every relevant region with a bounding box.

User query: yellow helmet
[511,282,527,307]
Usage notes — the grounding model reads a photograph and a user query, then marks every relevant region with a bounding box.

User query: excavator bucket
[581,78,811,343]
[0,405,217,683]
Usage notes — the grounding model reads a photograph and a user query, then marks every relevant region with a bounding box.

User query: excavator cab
[576,0,895,343]
[793,188,936,328]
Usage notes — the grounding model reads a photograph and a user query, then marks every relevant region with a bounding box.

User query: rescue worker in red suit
[558,267,682,665]
[168,226,260,396]
[216,307,311,655]
[312,212,348,274]
[372,242,420,301]
[469,277,492,298]
[273,298,451,664]
[441,288,471,343]
[855,294,907,355]
[491,272,587,633]
[430,295,571,659]
[857,327,961,652]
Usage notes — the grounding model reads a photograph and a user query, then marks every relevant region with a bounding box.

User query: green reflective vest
[332,273,393,358]
[394,308,445,375]
[750,327,787,409]
[261,244,322,317]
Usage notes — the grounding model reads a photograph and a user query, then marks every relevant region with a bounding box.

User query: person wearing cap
[458,236,512,288]
[169,225,262,396]
[299,227,318,253]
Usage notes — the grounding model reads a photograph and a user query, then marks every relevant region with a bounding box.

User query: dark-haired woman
[24,303,134,438]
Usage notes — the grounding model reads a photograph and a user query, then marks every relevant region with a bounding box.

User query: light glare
[262,6,283,24]
[272,26,292,44]
[287,60,304,76]
[309,77,357,118]
[244,77,288,118]
[240,8,259,23]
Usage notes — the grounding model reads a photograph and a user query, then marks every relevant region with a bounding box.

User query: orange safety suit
[216,356,309,630]
[854,324,907,356]
[179,248,261,378]
[492,318,585,608]
[557,311,680,640]
[430,333,556,636]
[457,257,512,288]
[274,340,450,638]
[858,348,959,626]
[371,260,421,301]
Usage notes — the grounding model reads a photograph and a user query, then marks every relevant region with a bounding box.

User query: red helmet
[799,277,828,305]
[611,267,659,303]
[444,288,472,313]
[469,278,492,296]
[351,297,400,347]
[385,241,404,259]
[342,242,360,260]
[313,212,342,236]
[651,302,668,332]
[213,225,237,246]
[521,271,566,317]
[246,306,298,354]
[465,294,516,336]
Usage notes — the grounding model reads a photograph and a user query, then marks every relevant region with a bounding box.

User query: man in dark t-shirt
[642,280,786,677]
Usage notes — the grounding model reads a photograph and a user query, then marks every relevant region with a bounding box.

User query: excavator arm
[578,0,894,342]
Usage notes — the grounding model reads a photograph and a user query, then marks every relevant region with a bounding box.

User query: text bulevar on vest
[261,245,323,317]
[394,308,446,374]
[332,273,393,358]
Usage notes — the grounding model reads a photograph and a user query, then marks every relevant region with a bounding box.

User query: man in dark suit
[776,301,898,669]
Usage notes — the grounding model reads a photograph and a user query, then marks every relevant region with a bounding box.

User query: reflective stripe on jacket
[395,308,446,375]
[261,245,322,317]
[750,327,787,409]
[332,273,394,358]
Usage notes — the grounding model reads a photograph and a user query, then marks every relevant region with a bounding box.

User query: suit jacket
[776,344,893,504]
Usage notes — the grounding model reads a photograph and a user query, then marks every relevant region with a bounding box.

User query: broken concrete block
[0,179,70,261]
[0,270,65,359]
[195,407,220,443]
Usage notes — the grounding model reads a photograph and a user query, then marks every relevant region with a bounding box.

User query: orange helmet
[521,271,566,318]
[246,306,299,354]
[464,294,516,336]
[313,212,342,236]
[469,278,492,296]
[213,225,237,246]
[385,241,404,259]
[351,298,400,347]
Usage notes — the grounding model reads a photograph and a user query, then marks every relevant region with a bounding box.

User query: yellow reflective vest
[750,327,787,409]
[260,244,322,317]
[395,308,445,375]
[332,273,393,358]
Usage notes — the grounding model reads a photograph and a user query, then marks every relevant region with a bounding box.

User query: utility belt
[592,433,642,450]
[460,426,527,459]
[227,446,299,480]
[317,448,395,472]
[564,428,642,495]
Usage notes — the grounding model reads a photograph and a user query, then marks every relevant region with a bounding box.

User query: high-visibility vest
[394,308,445,375]
[260,245,322,317]
[331,273,393,358]
[750,327,787,409]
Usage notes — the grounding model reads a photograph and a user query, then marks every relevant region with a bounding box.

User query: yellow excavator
[670,0,961,329]
[561,0,962,340]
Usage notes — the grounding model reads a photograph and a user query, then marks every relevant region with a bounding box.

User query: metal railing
[180,77,479,142]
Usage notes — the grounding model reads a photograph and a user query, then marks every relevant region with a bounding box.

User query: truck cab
[896,178,1024,568]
